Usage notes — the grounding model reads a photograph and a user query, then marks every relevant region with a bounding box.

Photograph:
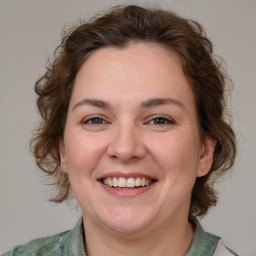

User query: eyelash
[82,117,106,125]
[82,115,175,126]
[148,115,175,126]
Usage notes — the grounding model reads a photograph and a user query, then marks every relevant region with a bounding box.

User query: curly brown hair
[31,5,236,217]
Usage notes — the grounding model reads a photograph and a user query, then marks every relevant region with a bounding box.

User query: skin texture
[60,43,215,256]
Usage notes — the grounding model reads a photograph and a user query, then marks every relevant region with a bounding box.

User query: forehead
[76,42,184,81]
[71,42,195,109]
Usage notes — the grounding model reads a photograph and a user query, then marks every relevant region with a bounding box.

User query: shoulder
[213,240,239,256]
[1,230,71,256]
[187,217,239,256]
[1,218,85,256]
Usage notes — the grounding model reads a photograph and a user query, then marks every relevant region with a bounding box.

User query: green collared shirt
[2,218,220,256]
[186,218,220,256]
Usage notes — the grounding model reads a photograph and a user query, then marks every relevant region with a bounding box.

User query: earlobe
[59,140,68,173]
[197,134,216,177]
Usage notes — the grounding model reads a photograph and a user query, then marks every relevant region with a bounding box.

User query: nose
[107,123,146,162]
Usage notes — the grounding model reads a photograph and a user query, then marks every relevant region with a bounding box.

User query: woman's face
[60,43,214,234]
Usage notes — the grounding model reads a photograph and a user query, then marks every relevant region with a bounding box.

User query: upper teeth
[102,177,153,188]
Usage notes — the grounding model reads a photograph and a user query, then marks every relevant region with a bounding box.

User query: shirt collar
[186,217,220,256]
[65,217,87,256]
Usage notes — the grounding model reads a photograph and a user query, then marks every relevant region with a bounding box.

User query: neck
[83,214,195,256]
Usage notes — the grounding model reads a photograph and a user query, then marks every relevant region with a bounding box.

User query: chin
[96,207,157,235]
[105,218,152,234]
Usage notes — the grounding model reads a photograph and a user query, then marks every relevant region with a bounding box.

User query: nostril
[106,128,146,161]
[107,143,146,162]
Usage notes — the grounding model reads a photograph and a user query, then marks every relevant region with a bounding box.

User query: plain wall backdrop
[0,0,255,255]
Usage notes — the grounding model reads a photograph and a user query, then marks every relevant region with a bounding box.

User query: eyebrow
[72,97,184,111]
[72,99,111,111]
[140,98,184,109]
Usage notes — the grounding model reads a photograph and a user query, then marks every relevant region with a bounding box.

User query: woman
[3,5,237,256]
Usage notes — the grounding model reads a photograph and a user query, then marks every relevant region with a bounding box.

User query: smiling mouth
[100,177,156,189]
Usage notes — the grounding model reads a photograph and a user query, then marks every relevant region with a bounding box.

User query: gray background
[0,0,255,255]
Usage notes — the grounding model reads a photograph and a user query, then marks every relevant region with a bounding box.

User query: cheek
[148,130,201,176]
[64,131,108,175]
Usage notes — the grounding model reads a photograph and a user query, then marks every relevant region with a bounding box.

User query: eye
[82,117,106,125]
[149,116,175,125]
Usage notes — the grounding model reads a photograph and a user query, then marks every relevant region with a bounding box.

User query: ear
[197,134,216,177]
[59,140,68,173]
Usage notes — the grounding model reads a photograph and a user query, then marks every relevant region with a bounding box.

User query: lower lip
[99,182,156,198]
